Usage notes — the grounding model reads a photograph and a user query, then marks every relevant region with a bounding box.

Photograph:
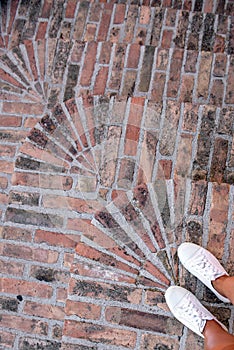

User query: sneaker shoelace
[190,250,224,281]
[176,293,211,333]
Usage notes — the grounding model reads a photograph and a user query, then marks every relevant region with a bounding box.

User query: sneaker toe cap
[165,286,188,310]
[178,242,201,264]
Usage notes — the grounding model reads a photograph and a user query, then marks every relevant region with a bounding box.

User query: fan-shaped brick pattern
[0,1,233,349]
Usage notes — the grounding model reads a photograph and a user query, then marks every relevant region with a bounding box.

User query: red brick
[12,172,73,190]
[197,52,212,100]
[80,42,97,86]
[65,300,101,319]
[43,195,103,213]
[75,242,138,275]
[23,116,41,128]
[71,260,136,284]
[0,314,48,335]
[188,181,208,216]
[0,226,32,242]
[93,66,108,95]
[0,144,16,157]
[204,0,214,12]
[0,68,25,89]
[0,259,24,276]
[41,0,53,18]
[69,278,142,304]
[0,278,53,298]
[208,183,230,260]
[214,35,225,53]
[213,53,227,77]
[0,330,15,348]
[1,242,59,263]
[36,21,48,40]
[185,50,198,73]
[24,40,38,81]
[106,306,183,334]
[114,4,126,24]
[151,72,166,102]
[23,301,65,320]
[84,24,97,41]
[0,115,22,127]
[2,102,44,115]
[157,160,172,180]
[0,160,14,174]
[139,6,151,24]
[57,287,67,303]
[179,75,194,102]
[167,49,183,98]
[97,4,113,41]
[124,125,140,156]
[210,138,228,183]
[182,103,199,132]
[127,44,140,68]
[63,320,137,347]
[34,229,79,248]
[161,29,173,48]
[99,42,112,64]
[210,79,224,106]
[65,0,77,18]
[226,56,234,104]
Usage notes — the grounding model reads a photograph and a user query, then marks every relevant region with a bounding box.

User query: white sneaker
[178,242,230,303]
[165,286,228,338]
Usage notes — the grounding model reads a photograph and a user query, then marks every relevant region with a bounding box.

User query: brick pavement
[0,0,233,349]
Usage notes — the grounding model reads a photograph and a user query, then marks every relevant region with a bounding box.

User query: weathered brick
[197,52,213,100]
[208,183,229,259]
[97,4,113,41]
[9,191,40,206]
[23,301,65,320]
[141,334,180,350]
[109,44,126,90]
[0,278,53,298]
[139,46,155,92]
[65,0,77,18]
[210,138,228,183]
[84,23,97,41]
[63,320,137,347]
[114,4,126,24]
[0,226,32,242]
[72,1,89,40]
[19,338,61,350]
[0,259,24,277]
[65,300,101,319]
[69,278,142,304]
[210,79,224,106]
[12,172,73,190]
[127,44,141,68]
[106,307,183,334]
[99,41,112,64]
[180,75,194,102]
[213,53,227,77]
[122,70,137,97]
[192,106,216,179]
[160,101,180,156]
[0,160,14,174]
[202,14,215,51]
[0,330,15,349]
[218,107,234,135]
[174,11,189,48]
[89,3,102,22]
[80,42,97,86]
[226,56,234,104]
[151,8,164,46]
[189,181,208,216]
[123,5,138,43]
[165,8,177,26]
[167,49,183,98]
[187,13,203,51]
[5,207,63,229]
[186,220,203,245]
[1,242,59,263]
[184,50,198,73]
[71,259,136,284]
[93,66,108,95]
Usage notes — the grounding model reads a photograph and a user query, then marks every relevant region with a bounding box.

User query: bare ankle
[212,276,234,304]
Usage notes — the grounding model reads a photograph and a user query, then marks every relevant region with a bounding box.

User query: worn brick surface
[0,1,233,349]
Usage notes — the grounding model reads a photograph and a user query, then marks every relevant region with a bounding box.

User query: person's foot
[165,286,228,338]
[178,243,230,303]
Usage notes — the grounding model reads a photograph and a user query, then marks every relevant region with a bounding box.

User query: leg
[203,320,234,350]
[212,276,234,305]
